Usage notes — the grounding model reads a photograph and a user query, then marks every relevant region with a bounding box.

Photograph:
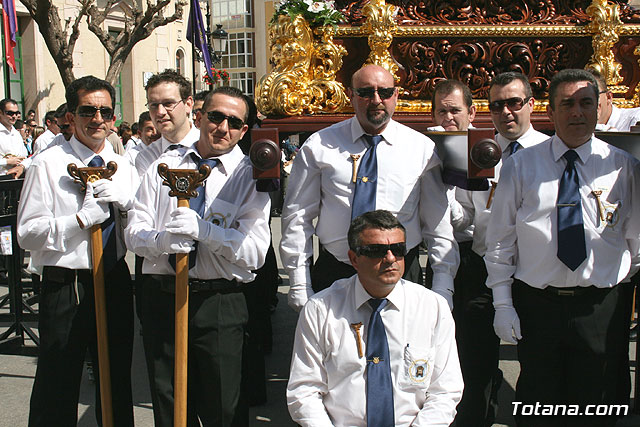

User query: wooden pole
[174,197,190,427]
[89,224,113,427]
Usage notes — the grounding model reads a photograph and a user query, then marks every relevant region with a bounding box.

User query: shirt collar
[160,124,199,153]
[0,122,12,134]
[495,124,539,151]
[353,275,403,312]
[183,143,244,176]
[551,134,593,164]
[606,105,621,129]
[68,135,115,166]
[349,117,396,147]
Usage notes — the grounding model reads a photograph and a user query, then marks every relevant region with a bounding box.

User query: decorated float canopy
[257,0,640,131]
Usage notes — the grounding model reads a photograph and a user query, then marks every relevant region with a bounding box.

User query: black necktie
[169,154,219,271]
[508,140,521,156]
[351,134,382,220]
[366,298,394,427]
[557,150,586,270]
[88,155,118,272]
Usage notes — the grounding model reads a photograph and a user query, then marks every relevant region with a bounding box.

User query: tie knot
[508,140,521,156]
[563,150,579,164]
[369,298,388,312]
[190,152,219,170]
[363,134,383,147]
[88,155,105,167]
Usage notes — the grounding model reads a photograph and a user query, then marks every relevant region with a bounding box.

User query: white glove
[493,303,522,344]
[288,282,314,312]
[432,287,454,311]
[76,182,110,229]
[164,207,210,241]
[93,178,133,211]
[155,230,194,254]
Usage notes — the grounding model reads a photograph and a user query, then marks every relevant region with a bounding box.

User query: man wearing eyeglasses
[281,64,458,313]
[485,69,640,425]
[446,72,549,426]
[287,209,463,426]
[134,69,200,177]
[125,86,271,426]
[0,98,27,174]
[587,68,640,132]
[17,75,139,426]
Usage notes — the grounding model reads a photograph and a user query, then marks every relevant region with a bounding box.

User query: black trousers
[28,259,134,427]
[310,244,422,293]
[452,242,501,427]
[142,276,248,427]
[512,280,633,427]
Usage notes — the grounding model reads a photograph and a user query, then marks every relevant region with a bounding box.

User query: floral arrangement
[203,67,230,85]
[272,0,344,27]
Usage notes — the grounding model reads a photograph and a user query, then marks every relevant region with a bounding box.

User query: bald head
[348,65,398,134]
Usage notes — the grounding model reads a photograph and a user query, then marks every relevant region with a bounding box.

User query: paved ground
[1,217,639,426]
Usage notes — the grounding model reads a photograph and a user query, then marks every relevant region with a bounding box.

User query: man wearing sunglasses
[446,72,549,426]
[125,86,271,426]
[32,110,60,155]
[134,69,200,176]
[485,69,640,425]
[281,64,458,313]
[287,209,463,426]
[587,68,640,132]
[18,75,139,426]
[0,98,27,174]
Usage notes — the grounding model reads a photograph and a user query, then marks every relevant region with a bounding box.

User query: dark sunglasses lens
[59,124,70,130]
[77,106,114,120]
[5,111,19,116]
[377,88,395,99]
[359,243,406,258]
[506,98,525,111]
[489,98,526,113]
[355,88,376,98]
[207,111,244,130]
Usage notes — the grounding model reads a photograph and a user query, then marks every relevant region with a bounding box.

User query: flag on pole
[2,0,17,74]
[187,0,214,82]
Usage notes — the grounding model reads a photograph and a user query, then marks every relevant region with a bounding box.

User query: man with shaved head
[280,64,459,312]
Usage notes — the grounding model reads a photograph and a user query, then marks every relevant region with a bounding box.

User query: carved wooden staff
[157,162,211,427]
[68,161,118,427]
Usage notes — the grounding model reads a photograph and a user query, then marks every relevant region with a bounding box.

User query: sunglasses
[206,111,245,130]
[76,105,115,120]
[488,97,531,113]
[4,110,19,116]
[353,87,396,100]
[355,243,406,258]
[58,124,71,130]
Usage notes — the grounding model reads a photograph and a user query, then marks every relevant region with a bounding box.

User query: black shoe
[630,324,638,341]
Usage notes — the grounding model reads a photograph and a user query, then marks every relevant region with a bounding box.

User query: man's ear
[348,249,359,271]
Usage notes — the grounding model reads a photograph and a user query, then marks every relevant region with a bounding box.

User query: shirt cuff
[289,264,312,287]
[491,283,513,307]
[431,272,454,294]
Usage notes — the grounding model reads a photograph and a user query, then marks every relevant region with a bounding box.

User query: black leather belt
[42,266,92,284]
[544,286,594,297]
[151,274,242,294]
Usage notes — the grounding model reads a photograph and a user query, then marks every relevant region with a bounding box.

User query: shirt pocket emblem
[403,345,433,386]
[203,199,238,228]
[602,200,621,228]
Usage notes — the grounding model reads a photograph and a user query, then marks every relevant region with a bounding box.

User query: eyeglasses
[146,99,184,112]
[355,243,406,258]
[3,110,19,116]
[76,106,115,120]
[353,87,396,100]
[205,111,245,130]
[488,97,531,113]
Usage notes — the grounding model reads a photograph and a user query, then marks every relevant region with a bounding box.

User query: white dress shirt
[19,133,68,173]
[124,136,141,152]
[280,117,459,293]
[450,126,549,256]
[17,136,139,271]
[125,141,148,166]
[287,276,463,426]
[596,105,640,132]
[484,134,640,303]
[0,122,27,174]
[125,144,271,282]
[33,129,57,155]
[134,125,199,176]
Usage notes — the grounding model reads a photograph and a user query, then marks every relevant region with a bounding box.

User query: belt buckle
[557,289,575,296]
